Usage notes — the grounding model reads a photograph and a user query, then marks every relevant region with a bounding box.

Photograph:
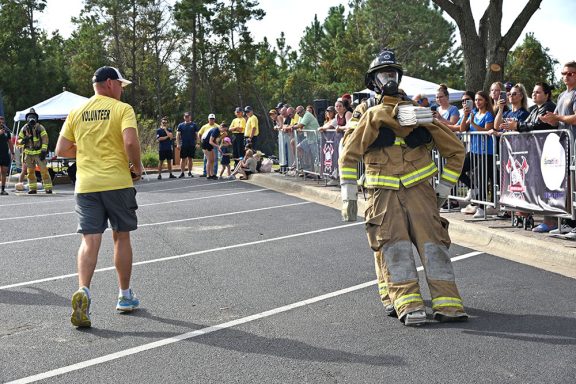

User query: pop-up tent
[9,90,89,186]
[359,75,465,104]
[13,90,89,122]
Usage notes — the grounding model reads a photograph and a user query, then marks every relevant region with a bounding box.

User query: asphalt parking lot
[1,176,575,383]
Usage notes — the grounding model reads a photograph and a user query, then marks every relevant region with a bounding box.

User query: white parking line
[0,220,360,290]
[0,186,258,220]
[0,189,274,245]
[6,250,483,384]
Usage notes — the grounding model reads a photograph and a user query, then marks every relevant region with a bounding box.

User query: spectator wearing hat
[218,136,233,179]
[176,112,199,178]
[230,107,246,167]
[156,117,176,179]
[231,149,257,180]
[17,108,53,194]
[198,113,220,177]
[244,106,259,150]
[201,122,228,180]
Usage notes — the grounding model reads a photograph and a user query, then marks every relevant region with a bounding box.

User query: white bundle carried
[396,105,434,126]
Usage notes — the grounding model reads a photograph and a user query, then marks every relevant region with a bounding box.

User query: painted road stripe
[6,250,483,384]
[0,219,359,290]
[0,181,243,220]
[0,189,276,246]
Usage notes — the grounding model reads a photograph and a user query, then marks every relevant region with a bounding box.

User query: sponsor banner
[320,131,342,178]
[499,131,570,214]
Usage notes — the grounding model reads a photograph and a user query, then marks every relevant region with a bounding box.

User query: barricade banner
[500,131,570,214]
[319,130,342,178]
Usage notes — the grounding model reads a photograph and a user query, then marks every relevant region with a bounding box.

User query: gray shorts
[75,188,138,234]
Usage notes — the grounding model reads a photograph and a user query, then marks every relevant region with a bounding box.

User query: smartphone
[430,105,438,112]
[465,99,473,109]
[500,91,507,101]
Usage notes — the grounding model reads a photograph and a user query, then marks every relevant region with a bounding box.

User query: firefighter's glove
[405,127,432,148]
[39,150,47,161]
[21,136,30,145]
[434,183,452,209]
[341,183,358,222]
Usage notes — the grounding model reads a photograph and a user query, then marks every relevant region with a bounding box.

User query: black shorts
[201,142,213,151]
[180,146,195,158]
[75,187,138,234]
[159,149,173,161]
[0,154,10,167]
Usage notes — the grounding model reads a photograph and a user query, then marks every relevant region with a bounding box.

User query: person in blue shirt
[176,112,199,178]
[494,83,530,132]
[156,117,176,179]
[201,122,228,180]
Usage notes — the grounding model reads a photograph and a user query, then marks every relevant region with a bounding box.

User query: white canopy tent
[359,75,465,104]
[13,90,89,122]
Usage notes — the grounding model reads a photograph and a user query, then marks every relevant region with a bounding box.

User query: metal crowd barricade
[293,129,322,179]
[498,129,575,222]
[433,131,499,218]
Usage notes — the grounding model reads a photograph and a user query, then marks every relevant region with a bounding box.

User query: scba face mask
[376,71,399,96]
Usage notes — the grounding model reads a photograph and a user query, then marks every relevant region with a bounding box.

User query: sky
[39,0,574,73]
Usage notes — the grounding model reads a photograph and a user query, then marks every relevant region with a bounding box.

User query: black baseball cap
[235,107,242,113]
[92,66,132,87]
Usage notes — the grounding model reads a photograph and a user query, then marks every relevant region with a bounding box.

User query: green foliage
[506,33,558,89]
[141,149,159,168]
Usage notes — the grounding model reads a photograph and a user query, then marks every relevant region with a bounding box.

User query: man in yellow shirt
[56,66,142,327]
[244,106,259,149]
[198,113,220,176]
[230,107,246,166]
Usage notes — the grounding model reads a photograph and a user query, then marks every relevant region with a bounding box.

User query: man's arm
[123,127,142,175]
[55,135,77,158]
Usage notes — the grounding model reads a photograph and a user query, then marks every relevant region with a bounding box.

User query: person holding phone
[433,84,460,127]
[494,83,529,132]
[489,81,509,116]
[459,90,495,218]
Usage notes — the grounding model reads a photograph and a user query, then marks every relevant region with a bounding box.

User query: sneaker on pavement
[326,179,339,186]
[550,224,574,235]
[1,190,8,195]
[28,190,37,195]
[562,229,576,240]
[463,188,476,202]
[384,304,397,317]
[71,287,91,327]
[228,175,236,180]
[116,290,140,312]
[169,174,177,179]
[402,310,427,326]
[460,204,477,214]
[157,174,162,180]
[188,172,193,177]
[178,173,185,178]
[45,189,53,194]
[473,207,485,218]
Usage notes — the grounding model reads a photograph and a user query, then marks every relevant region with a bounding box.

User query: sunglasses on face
[509,92,519,97]
[561,71,575,77]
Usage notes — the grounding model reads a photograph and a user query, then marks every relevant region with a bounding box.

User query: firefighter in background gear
[340,52,432,317]
[18,108,53,194]
[339,49,467,326]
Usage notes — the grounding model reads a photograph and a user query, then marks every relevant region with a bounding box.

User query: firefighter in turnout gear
[339,50,468,326]
[18,108,53,194]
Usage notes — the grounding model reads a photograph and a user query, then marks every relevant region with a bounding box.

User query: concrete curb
[248,173,576,278]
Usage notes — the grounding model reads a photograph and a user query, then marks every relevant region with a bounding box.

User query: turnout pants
[25,154,52,191]
[365,182,466,320]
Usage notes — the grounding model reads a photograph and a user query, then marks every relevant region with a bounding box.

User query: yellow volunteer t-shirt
[198,122,219,139]
[245,115,259,137]
[60,94,138,193]
[230,117,246,134]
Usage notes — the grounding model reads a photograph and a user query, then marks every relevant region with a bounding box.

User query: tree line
[0,0,557,155]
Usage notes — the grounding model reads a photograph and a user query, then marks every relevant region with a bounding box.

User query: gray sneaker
[561,229,576,240]
[550,224,574,235]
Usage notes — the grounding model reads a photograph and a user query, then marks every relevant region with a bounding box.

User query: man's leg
[112,231,133,290]
[38,159,52,192]
[72,233,102,327]
[77,234,103,288]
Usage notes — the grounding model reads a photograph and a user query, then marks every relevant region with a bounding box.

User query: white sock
[119,288,132,298]
[80,286,91,299]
